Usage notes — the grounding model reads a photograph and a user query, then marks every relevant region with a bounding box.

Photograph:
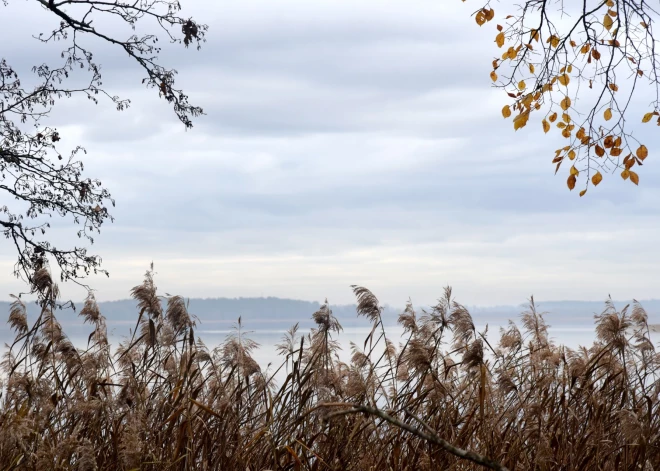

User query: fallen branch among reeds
[318,402,510,471]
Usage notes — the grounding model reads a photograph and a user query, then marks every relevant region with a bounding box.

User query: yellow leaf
[567,174,576,190]
[502,46,517,60]
[513,112,530,130]
[518,80,526,90]
[570,165,579,176]
[529,64,535,74]
[592,172,603,186]
[604,108,612,121]
[542,119,550,133]
[549,112,558,123]
[629,171,639,185]
[621,169,630,180]
[579,189,587,197]
[625,156,635,169]
[530,29,539,42]
[490,71,498,82]
[567,64,573,73]
[558,74,570,86]
[610,147,622,156]
[562,128,572,138]
[560,96,571,110]
[580,43,591,54]
[475,10,487,26]
[562,113,571,123]
[603,14,614,30]
[609,83,619,92]
[502,105,512,118]
[642,112,654,123]
[636,145,648,160]
[495,32,505,48]
[568,150,576,160]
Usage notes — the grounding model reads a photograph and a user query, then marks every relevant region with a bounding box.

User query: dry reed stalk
[1,269,658,470]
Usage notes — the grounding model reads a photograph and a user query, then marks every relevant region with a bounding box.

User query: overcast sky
[1,0,659,307]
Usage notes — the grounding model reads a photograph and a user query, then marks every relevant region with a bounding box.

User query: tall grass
[1,267,659,470]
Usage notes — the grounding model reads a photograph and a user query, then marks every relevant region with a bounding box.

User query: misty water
[4,321,658,384]
[197,325,660,375]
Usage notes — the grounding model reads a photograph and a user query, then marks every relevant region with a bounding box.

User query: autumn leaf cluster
[467,0,658,195]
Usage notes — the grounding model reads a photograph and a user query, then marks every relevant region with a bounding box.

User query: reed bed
[1,267,659,470]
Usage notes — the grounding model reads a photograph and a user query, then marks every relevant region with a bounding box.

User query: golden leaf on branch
[629,171,639,185]
[475,10,487,26]
[592,172,603,186]
[636,145,648,160]
[495,32,505,48]
[567,174,576,190]
[513,112,530,130]
[542,119,550,133]
[547,35,560,48]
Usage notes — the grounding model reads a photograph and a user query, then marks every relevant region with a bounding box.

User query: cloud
[1,0,660,309]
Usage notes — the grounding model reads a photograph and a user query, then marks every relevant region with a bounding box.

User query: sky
[1,0,659,307]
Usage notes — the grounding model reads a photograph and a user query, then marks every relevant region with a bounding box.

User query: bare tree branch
[1,0,207,298]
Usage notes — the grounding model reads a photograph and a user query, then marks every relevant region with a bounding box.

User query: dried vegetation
[1,268,659,470]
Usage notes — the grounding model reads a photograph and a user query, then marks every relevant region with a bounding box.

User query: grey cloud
[2,0,660,307]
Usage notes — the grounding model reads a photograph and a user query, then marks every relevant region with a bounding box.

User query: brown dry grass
[1,268,659,470]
